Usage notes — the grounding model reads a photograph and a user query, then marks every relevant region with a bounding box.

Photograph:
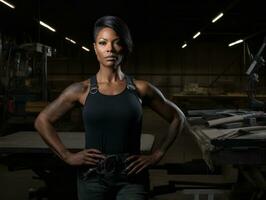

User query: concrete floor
[0,164,230,200]
[0,164,45,200]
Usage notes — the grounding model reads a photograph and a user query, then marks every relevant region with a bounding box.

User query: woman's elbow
[34,113,48,131]
[173,111,186,132]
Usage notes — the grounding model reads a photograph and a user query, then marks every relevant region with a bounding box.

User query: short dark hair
[93,16,133,55]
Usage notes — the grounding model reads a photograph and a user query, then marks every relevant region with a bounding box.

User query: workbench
[0,131,84,200]
[187,109,266,200]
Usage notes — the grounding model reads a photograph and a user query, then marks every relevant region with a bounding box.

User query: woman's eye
[115,41,122,46]
[99,41,106,45]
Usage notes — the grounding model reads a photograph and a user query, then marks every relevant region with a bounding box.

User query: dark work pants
[77,168,149,200]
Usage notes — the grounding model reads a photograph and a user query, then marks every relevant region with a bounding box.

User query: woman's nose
[106,43,114,52]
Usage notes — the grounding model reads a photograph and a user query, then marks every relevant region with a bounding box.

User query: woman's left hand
[125,150,164,175]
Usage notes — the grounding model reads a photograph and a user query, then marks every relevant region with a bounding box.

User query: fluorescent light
[82,46,90,52]
[193,32,201,39]
[228,39,243,47]
[39,21,56,32]
[212,13,224,23]
[182,43,187,48]
[0,0,15,9]
[65,37,76,44]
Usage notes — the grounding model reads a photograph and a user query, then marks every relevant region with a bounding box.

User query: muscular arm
[34,82,84,160]
[136,80,186,158]
[126,80,185,174]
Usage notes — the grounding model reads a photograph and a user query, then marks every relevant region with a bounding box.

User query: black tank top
[82,75,143,154]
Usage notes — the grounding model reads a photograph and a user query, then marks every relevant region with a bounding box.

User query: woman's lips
[105,56,117,61]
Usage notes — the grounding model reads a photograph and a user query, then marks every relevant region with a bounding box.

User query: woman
[35,16,185,200]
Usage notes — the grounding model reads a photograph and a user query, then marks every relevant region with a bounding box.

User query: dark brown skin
[35,27,185,174]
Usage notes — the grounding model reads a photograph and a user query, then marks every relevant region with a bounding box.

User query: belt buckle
[97,154,128,175]
[96,155,117,175]
[104,155,117,173]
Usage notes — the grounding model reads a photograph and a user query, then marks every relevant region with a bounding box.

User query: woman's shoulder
[82,79,90,88]
[133,79,149,88]
[62,80,90,96]
[133,79,153,96]
[59,80,90,104]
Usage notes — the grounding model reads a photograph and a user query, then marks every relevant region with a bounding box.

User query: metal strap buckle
[127,84,136,91]
[90,86,98,94]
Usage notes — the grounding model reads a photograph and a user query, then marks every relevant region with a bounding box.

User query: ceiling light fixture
[82,46,90,52]
[228,39,243,47]
[182,43,187,48]
[39,21,56,32]
[193,32,201,39]
[212,13,224,23]
[0,0,15,9]
[65,37,76,44]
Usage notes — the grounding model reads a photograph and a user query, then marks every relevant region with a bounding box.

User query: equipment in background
[246,36,266,111]
[0,33,52,135]
[19,43,52,101]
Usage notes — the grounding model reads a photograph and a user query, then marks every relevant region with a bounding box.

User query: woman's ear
[93,43,98,56]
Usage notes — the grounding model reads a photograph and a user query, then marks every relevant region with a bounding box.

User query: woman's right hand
[64,149,106,166]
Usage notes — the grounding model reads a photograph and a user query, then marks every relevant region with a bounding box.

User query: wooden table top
[0,132,154,154]
[0,131,85,153]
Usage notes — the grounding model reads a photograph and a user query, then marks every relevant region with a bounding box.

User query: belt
[82,153,130,178]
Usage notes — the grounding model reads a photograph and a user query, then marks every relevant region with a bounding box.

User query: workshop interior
[1,0,266,200]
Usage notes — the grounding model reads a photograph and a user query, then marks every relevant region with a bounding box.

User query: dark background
[1,1,266,200]
[1,0,266,98]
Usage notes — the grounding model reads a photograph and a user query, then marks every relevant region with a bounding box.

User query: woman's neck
[96,66,124,83]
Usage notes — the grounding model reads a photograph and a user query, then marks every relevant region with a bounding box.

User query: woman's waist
[79,153,132,176]
[85,136,141,153]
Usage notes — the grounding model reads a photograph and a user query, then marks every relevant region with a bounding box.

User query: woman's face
[94,27,125,68]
